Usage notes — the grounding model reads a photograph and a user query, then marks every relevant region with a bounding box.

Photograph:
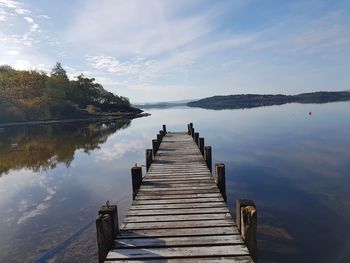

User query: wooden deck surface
[105,132,253,262]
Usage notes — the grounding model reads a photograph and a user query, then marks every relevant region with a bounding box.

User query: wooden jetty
[96,123,257,262]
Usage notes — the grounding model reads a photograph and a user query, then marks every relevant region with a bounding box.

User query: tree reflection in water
[0,120,130,176]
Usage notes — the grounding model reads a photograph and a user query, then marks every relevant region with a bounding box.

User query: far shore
[0,112,150,128]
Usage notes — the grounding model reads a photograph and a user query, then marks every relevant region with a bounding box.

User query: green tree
[51,62,68,80]
[0,63,136,123]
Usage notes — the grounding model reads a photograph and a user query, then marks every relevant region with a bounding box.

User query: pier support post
[191,128,195,139]
[146,149,153,172]
[204,146,212,173]
[96,204,119,263]
[159,130,165,138]
[194,132,199,144]
[131,166,142,199]
[157,134,162,145]
[215,163,226,202]
[162,124,167,133]
[199,137,204,155]
[152,139,158,156]
[236,199,257,262]
[187,124,191,135]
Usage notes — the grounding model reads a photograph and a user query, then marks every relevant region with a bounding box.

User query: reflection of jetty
[96,124,257,262]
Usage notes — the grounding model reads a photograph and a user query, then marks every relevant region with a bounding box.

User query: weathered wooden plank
[106,245,250,260]
[135,193,223,200]
[127,207,229,216]
[138,186,219,192]
[139,185,218,191]
[142,180,215,185]
[133,197,224,205]
[129,202,226,210]
[145,174,211,178]
[141,183,215,189]
[148,170,210,174]
[121,219,235,230]
[105,256,253,262]
[151,163,206,165]
[137,189,220,195]
[151,162,207,165]
[124,213,232,222]
[143,177,213,182]
[113,235,244,248]
[117,226,239,238]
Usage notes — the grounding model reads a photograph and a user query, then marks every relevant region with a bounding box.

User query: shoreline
[0,112,150,128]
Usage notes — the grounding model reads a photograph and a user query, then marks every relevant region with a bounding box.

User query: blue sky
[1,0,350,102]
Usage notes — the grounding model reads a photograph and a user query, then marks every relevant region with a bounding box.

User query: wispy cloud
[253,11,350,53]
[66,0,219,56]
[0,0,21,9]
[5,49,18,55]
[14,8,30,15]
[23,16,39,32]
[0,0,54,70]
[86,55,148,75]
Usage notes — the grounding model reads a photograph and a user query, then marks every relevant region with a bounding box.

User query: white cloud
[87,55,145,75]
[23,16,39,32]
[66,0,221,56]
[23,16,33,23]
[15,8,30,14]
[0,0,20,9]
[38,14,50,19]
[5,49,18,55]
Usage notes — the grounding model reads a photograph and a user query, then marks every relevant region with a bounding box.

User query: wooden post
[131,166,142,199]
[146,149,153,172]
[199,137,204,155]
[204,146,212,173]
[152,139,158,156]
[96,204,118,263]
[157,134,162,145]
[196,134,201,146]
[194,132,199,144]
[191,128,195,139]
[162,124,167,133]
[189,122,193,129]
[215,163,226,202]
[187,124,191,135]
[236,199,257,262]
[159,130,165,138]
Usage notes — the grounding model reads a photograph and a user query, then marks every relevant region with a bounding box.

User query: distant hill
[187,91,350,110]
[133,99,192,109]
[0,63,142,123]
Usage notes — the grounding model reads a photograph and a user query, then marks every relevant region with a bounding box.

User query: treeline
[0,63,140,123]
[187,91,350,110]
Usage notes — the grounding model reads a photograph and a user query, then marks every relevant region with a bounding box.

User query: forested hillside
[187,92,350,110]
[0,63,140,123]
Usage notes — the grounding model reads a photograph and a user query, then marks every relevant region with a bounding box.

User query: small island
[187,91,350,110]
[0,63,143,125]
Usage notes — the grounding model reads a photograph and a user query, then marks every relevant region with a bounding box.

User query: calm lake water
[0,102,350,263]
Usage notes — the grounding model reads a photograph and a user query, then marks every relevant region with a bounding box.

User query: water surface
[0,102,349,262]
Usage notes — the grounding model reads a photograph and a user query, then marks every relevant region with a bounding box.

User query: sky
[0,0,350,102]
